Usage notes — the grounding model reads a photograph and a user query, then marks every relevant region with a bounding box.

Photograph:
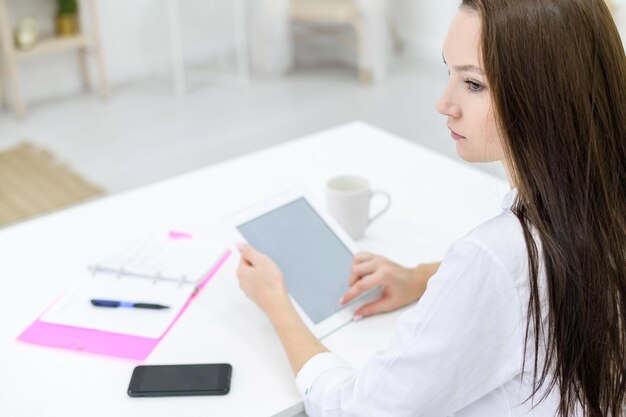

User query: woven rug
[0,142,104,227]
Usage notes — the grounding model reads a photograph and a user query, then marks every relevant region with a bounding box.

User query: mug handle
[368,190,391,225]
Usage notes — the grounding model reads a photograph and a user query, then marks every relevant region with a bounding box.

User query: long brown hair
[460,0,626,415]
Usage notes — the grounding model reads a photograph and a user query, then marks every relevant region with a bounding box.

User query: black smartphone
[127,363,232,397]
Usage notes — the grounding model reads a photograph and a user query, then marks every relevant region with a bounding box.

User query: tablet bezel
[224,188,374,339]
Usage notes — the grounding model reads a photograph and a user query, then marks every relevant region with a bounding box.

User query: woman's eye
[465,80,484,93]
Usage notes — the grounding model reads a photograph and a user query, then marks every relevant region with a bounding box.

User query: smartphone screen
[128,363,232,397]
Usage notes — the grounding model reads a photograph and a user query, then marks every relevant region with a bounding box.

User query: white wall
[614,0,626,40]
[6,0,626,104]
[5,0,236,104]
[393,0,459,63]
[394,0,626,64]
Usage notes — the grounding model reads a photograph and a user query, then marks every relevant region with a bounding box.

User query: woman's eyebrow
[442,53,482,74]
[453,64,483,74]
[442,51,483,74]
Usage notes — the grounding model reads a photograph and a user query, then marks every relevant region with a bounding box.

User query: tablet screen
[237,198,352,324]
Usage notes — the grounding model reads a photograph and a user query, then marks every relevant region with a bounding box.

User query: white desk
[0,122,508,417]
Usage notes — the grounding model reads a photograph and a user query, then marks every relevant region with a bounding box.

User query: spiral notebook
[18,232,231,360]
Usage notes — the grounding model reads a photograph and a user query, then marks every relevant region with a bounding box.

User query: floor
[0,56,504,197]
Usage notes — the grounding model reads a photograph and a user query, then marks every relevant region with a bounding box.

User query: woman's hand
[235,243,329,374]
[236,243,290,314]
[340,252,440,319]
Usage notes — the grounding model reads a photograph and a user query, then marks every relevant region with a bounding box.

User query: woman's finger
[349,260,378,286]
[352,252,375,264]
[236,259,254,280]
[238,243,263,265]
[341,272,382,305]
[353,296,393,319]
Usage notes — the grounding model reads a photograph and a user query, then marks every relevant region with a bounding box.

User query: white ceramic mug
[326,175,391,240]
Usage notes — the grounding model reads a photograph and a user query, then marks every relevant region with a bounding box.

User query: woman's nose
[435,94,447,115]
[436,89,461,118]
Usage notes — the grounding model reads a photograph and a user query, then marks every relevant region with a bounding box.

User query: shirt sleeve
[295,237,526,417]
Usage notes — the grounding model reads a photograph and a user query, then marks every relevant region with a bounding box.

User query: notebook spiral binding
[87,264,192,287]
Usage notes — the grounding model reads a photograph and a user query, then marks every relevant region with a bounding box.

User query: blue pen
[90,299,169,310]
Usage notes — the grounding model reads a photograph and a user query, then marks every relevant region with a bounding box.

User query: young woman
[236,0,626,415]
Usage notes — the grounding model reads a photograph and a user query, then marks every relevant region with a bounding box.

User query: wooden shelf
[16,35,91,59]
[0,0,109,117]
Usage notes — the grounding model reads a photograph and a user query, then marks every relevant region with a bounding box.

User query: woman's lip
[450,130,466,141]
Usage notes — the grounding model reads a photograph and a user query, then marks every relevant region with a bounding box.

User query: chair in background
[288,0,393,83]
[165,0,249,96]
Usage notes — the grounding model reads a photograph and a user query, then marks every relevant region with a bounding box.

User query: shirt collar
[502,188,518,212]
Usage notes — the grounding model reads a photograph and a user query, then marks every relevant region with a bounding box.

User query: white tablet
[225,188,380,338]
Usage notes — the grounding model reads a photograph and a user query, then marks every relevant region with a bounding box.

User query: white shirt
[295,189,560,417]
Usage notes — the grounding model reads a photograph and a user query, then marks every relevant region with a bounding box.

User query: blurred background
[0,0,624,226]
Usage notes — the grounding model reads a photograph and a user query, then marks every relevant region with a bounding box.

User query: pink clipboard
[17,233,232,361]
